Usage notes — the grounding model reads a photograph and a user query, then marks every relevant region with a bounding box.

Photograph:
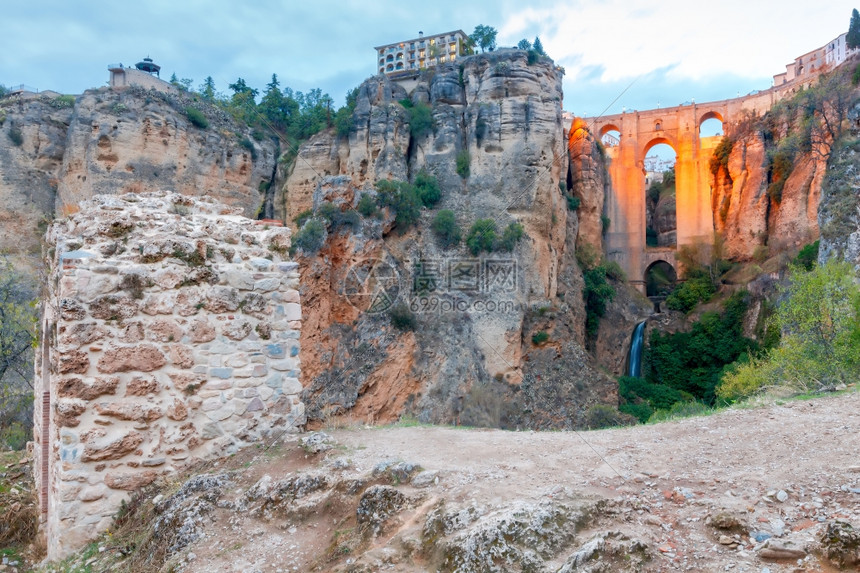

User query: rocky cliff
[711,132,823,260]
[284,51,620,429]
[0,88,278,265]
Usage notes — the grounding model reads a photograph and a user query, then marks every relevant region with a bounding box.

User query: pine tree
[533,36,546,56]
[199,76,216,101]
[848,8,860,50]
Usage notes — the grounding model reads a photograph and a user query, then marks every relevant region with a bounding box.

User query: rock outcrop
[284,51,618,428]
[712,128,824,261]
[0,88,278,266]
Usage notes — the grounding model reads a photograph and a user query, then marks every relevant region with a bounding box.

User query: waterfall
[627,321,646,378]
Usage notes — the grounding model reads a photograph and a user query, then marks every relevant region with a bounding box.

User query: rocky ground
[36,389,860,572]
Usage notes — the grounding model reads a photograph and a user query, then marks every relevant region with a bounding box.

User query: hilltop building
[108,57,177,94]
[375,30,468,76]
[773,32,857,86]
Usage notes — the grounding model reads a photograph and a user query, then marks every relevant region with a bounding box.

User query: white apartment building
[375,30,468,75]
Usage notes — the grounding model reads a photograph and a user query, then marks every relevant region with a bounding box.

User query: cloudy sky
[1,1,855,117]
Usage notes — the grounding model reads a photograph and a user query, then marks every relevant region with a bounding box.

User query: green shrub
[853,62,860,86]
[584,404,629,429]
[601,214,611,233]
[792,240,819,271]
[414,169,441,206]
[398,98,414,108]
[376,179,422,230]
[619,402,653,424]
[239,137,257,160]
[456,150,470,179]
[498,222,524,252]
[389,302,417,330]
[618,376,685,412]
[53,94,76,108]
[185,106,209,129]
[466,219,498,255]
[294,209,314,228]
[566,195,580,211]
[575,245,620,338]
[709,136,734,176]
[665,269,716,312]
[291,219,326,255]
[526,50,539,65]
[0,421,28,450]
[719,260,860,400]
[408,102,433,138]
[531,331,549,345]
[432,210,461,248]
[357,194,378,217]
[7,126,23,146]
[648,401,713,423]
[650,291,756,404]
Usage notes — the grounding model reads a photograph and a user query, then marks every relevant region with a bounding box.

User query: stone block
[225,354,249,368]
[81,431,144,463]
[104,470,157,491]
[254,277,281,292]
[283,289,300,303]
[58,376,119,399]
[248,258,274,271]
[97,345,166,373]
[284,302,302,321]
[188,318,216,343]
[79,485,107,502]
[209,367,233,379]
[283,377,303,394]
[225,270,255,290]
[58,350,90,374]
[205,406,233,422]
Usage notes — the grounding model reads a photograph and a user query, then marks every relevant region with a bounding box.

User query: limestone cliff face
[58,88,277,217]
[285,51,617,428]
[0,97,72,258]
[568,119,607,250]
[711,132,824,260]
[819,136,860,266]
[0,89,278,265]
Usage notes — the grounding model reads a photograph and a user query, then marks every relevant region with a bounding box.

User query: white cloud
[500,0,856,84]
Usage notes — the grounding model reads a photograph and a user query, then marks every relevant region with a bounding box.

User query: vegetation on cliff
[720,260,860,400]
[0,259,37,450]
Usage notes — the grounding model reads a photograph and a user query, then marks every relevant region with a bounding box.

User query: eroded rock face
[0,88,278,272]
[712,132,824,260]
[285,51,617,428]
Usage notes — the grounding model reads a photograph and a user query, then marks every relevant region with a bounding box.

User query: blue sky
[1,1,855,117]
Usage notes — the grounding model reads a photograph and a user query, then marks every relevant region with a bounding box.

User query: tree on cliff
[470,25,497,52]
[0,259,37,449]
[533,36,546,56]
[517,39,532,50]
[198,76,216,101]
[848,8,860,49]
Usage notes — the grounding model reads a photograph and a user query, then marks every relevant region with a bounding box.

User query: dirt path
[174,391,860,572]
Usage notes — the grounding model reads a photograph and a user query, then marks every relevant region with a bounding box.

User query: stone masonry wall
[34,191,304,559]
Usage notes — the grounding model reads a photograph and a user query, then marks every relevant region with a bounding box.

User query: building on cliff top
[773,32,857,86]
[108,57,177,94]
[375,30,467,76]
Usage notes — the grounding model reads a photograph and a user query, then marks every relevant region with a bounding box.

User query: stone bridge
[576,79,812,291]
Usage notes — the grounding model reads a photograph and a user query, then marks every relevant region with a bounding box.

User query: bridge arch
[643,137,677,157]
[599,124,621,147]
[644,260,677,297]
[699,110,725,137]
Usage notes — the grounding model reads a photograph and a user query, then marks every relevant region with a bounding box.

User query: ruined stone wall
[34,191,304,559]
